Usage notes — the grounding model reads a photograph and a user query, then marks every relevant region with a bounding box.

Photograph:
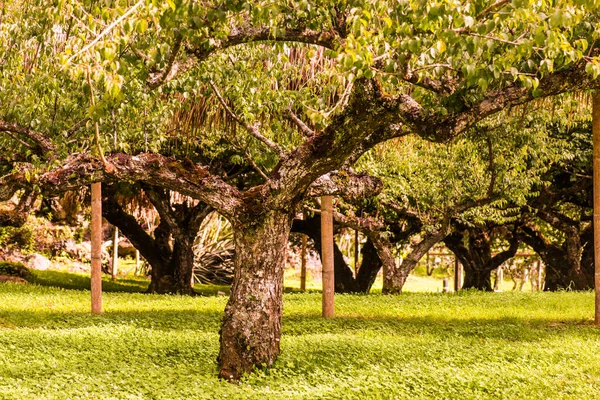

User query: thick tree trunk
[291,216,359,293]
[445,228,518,292]
[355,239,382,292]
[145,220,178,294]
[170,236,196,295]
[382,231,446,294]
[519,225,593,291]
[379,237,404,294]
[218,211,293,381]
[462,267,495,291]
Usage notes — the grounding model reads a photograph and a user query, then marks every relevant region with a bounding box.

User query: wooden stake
[537,260,542,292]
[111,227,118,282]
[593,91,600,326]
[91,182,103,314]
[321,195,334,318]
[354,228,360,276]
[135,250,140,275]
[300,232,307,292]
[454,256,462,292]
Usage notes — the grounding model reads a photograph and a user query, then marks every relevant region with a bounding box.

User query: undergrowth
[0,280,598,399]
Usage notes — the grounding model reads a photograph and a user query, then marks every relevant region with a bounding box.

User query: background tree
[2,0,600,380]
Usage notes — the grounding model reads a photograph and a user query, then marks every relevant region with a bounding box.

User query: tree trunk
[462,267,494,291]
[355,238,382,292]
[170,236,196,295]
[382,230,446,294]
[379,237,404,294]
[445,227,518,292]
[291,216,359,293]
[218,211,293,381]
[519,225,593,291]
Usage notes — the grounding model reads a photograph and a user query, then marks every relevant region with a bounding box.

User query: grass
[1,273,600,399]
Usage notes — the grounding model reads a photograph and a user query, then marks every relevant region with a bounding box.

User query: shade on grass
[0,282,599,399]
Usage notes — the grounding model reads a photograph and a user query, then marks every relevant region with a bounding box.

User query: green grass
[1,279,599,399]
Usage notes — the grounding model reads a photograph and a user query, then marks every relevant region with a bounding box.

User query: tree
[517,116,595,290]
[445,224,519,291]
[2,0,600,380]
[101,184,212,294]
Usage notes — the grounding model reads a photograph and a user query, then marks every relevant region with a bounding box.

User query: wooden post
[537,260,542,292]
[593,91,600,325]
[494,266,503,291]
[442,278,449,293]
[300,234,307,291]
[111,227,118,282]
[454,256,462,292]
[134,249,141,276]
[300,211,307,291]
[91,182,103,314]
[354,228,360,276]
[321,195,334,318]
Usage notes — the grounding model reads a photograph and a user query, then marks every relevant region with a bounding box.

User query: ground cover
[0,277,599,399]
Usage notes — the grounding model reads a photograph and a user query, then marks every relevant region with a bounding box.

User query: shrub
[0,261,32,279]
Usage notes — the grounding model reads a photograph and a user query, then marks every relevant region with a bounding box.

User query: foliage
[0,225,35,253]
[0,262,31,279]
[0,283,598,399]
[357,109,565,233]
[193,211,234,285]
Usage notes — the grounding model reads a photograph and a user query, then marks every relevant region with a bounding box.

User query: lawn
[0,278,599,399]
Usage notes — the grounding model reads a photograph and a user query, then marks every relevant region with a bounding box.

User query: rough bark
[519,224,593,291]
[445,227,519,291]
[102,186,210,295]
[218,211,292,381]
[382,230,447,294]
[355,239,382,292]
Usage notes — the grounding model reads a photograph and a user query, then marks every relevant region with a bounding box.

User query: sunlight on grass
[0,278,599,399]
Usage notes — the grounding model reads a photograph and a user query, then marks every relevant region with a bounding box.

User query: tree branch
[147,34,184,89]
[67,0,144,64]
[429,62,600,141]
[209,80,285,158]
[286,110,315,137]
[307,171,382,202]
[188,25,344,62]
[143,186,181,236]
[0,120,57,155]
[0,152,243,220]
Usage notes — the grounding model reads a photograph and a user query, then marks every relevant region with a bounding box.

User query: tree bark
[445,227,518,291]
[291,216,360,293]
[519,224,593,291]
[355,238,382,292]
[382,230,446,294]
[218,211,292,381]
